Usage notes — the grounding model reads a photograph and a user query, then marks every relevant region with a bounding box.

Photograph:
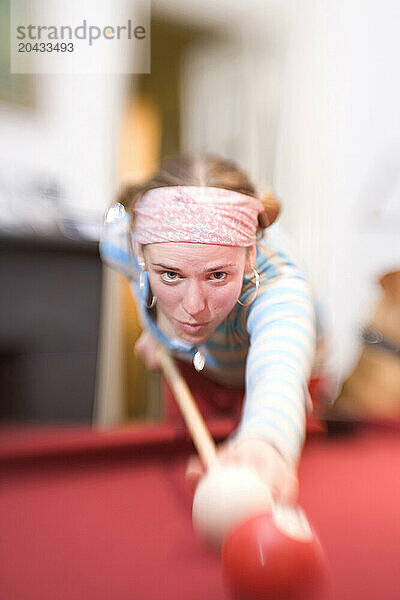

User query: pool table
[0,419,399,600]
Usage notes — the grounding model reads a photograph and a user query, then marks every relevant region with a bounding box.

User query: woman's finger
[278,470,299,505]
[185,455,205,492]
[134,331,160,370]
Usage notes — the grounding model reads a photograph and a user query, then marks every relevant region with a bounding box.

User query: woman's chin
[177,330,208,344]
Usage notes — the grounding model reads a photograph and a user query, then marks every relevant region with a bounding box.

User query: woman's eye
[161,271,180,282]
[211,271,227,281]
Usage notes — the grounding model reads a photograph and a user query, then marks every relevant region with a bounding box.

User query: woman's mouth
[177,321,210,334]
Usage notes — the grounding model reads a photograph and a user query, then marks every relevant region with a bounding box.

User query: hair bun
[258,191,281,228]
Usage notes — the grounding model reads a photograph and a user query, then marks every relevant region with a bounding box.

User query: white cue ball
[192,463,273,548]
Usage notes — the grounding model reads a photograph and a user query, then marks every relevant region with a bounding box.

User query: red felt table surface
[0,420,399,600]
[299,423,400,600]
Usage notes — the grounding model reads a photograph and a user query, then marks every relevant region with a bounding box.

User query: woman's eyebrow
[150,262,238,272]
[205,264,237,272]
[151,263,182,270]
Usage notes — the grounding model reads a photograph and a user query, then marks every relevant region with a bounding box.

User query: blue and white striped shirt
[100,203,316,464]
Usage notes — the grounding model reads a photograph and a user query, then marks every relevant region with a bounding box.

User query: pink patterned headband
[134,186,263,247]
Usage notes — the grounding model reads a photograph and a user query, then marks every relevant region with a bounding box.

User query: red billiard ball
[221,504,328,600]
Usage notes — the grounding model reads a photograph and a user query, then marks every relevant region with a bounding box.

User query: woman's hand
[185,437,298,505]
[134,330,161,370]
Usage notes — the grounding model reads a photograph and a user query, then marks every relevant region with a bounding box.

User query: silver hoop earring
[139,270,157,309]
[237,266,260,307]
[147,294,157,309]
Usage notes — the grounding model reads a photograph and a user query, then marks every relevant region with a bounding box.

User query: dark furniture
[0,233,102,423]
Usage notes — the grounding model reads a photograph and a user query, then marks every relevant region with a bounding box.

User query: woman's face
[143,242,252,344]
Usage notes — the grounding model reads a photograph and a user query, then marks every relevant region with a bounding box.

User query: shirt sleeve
[98,202,159,333]
[235,261,316,466]
[98,201,138,280]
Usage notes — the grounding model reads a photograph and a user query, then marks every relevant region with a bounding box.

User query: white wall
[274,0,400,375]
[0,73,128,218]
[0,0,136,222]
[180,38,284,190]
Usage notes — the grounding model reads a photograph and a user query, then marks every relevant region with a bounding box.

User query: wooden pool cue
[155,344,218,470]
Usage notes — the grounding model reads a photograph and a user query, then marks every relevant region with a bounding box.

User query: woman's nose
[182,280,208,316]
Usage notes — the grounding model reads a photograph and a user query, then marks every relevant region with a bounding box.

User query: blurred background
[1,0,399,428]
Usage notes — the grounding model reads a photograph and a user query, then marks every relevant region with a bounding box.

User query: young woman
[100,155,316,505]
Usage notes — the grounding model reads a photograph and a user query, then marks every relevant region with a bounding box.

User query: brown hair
[117,154,280,237]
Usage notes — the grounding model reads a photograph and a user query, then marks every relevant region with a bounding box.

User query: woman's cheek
[151,281,179,308]
[211,283,241,314]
